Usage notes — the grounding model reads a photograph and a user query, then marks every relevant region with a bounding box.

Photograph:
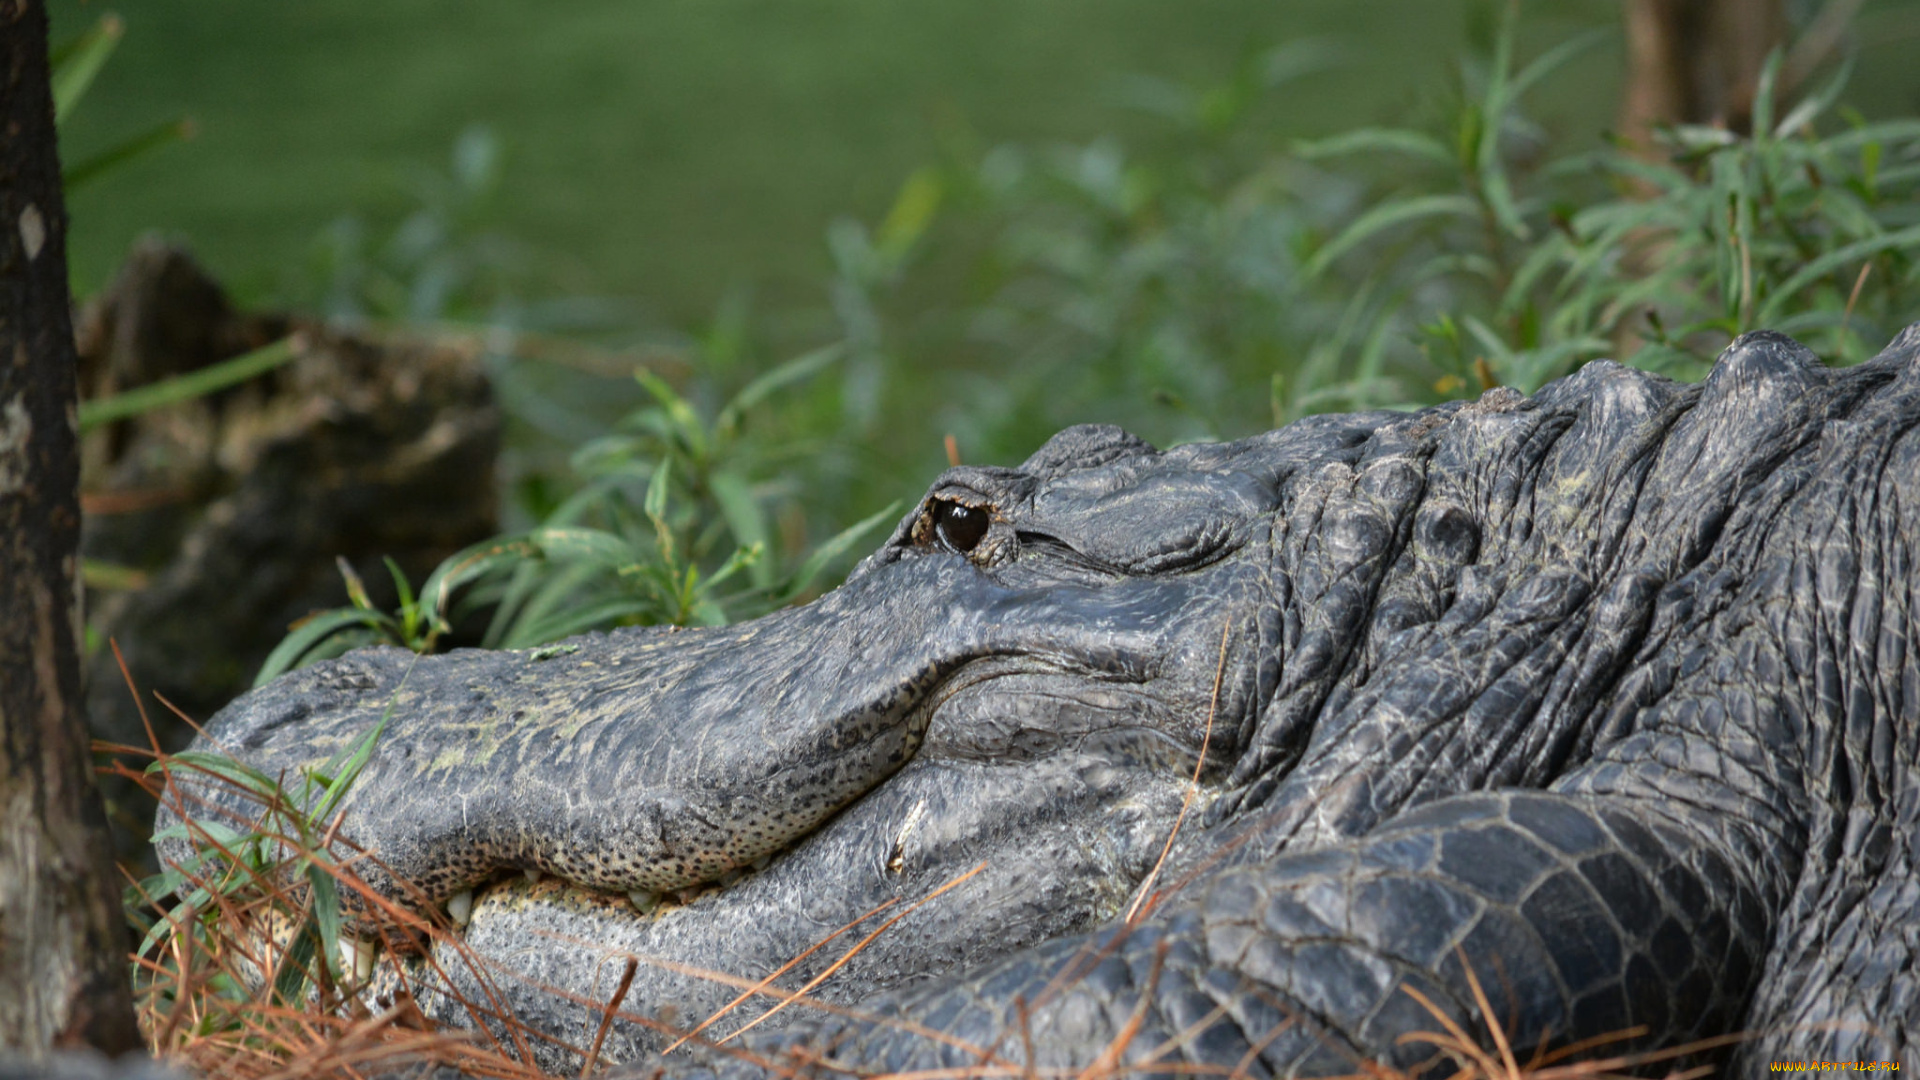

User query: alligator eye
[931,500,989,554]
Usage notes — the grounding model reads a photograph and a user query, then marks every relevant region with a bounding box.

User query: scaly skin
[166,328,1920,1074]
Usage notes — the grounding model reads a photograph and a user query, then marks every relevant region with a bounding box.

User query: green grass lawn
[54,0,1642,320]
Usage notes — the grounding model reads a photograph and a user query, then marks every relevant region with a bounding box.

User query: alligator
[164,327,1920,1076]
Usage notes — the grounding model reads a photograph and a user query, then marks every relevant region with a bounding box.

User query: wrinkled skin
[166,328,1920,1076]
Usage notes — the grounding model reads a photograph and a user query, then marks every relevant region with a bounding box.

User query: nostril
[1418,503,1480,563]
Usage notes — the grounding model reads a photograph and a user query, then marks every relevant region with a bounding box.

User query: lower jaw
[381,753,1202,1072]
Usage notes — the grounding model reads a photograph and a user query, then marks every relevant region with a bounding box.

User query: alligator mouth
[412,704,1215,1068]
[440,648,1211,929]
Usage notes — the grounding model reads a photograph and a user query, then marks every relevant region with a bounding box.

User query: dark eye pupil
[934,501,989,554]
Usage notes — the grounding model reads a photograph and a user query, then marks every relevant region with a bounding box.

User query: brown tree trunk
[0,0,142,1056]
[1618,0,1788,150]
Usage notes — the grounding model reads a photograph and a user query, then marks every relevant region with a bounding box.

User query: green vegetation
[270,16,1920,675]
[51,3,1920,666]
[258,356,899,677]
[1299,46,1920,389]
[77,337,296,431]
[51,11,191,192]
[135,703,391,1005]
[49,0,1627,313]
[89,4,1920,1071]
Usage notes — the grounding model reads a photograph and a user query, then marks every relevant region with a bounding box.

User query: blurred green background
[49,0,1920,640]
[53,0,1645,314]
[50,1,1920,317]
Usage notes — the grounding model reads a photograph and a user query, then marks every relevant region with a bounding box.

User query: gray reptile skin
[163,328,1920,1076]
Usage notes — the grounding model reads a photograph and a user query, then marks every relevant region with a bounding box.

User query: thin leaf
[159,749,282,796]
[1759,224,1920,323]
[1751,48,1785,143]
[311,703,394,824]
[1303,194,1479,279]
[270,919,319,1005]
[492,561,622,648]
[689,598,730,627]
[634,369,708,461]
[775,501,900,604]
[480,560,564,649]
[1258,37,1342,88]
[699,541,762,596]
[79,558,147,591]
[1477,161,1532,241]
[79,337,297,432]
[875,167,944,261]
[254,608,396,687]
[138,889,211,962]
[64,117,193,192]
[276,626,388,673]
[383,556,417,615]
[337,556,374,611]
[1477,2,1515,157]
[1823,119,1920,154]
[717,343,844,431]
[417,534,542,625]
[528,527,642,569]
[1293,128,1452,166]
[1508,29,1609,103]
[708,471,772,588]
[644,457,671,524]
[51,14,123,125]
[1774,53,1854,138]
[305,862,345,980]
[147,818,248,851]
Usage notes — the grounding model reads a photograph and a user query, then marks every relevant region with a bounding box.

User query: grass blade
[1304,194,1478,279]
[775,501,900,604]
[254,608,397,687]
[1294,127,1452,166]
[51,14,123,124]
[80,337,298,432]
[718,343,844,430]
[64,116,193,192]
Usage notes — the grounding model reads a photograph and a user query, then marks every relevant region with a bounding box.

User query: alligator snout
[168,530,1263,922]
[163,421,1289,1067]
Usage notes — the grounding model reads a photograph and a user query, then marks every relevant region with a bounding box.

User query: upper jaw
[167,535,1266,906]
[415,668,1225,1071]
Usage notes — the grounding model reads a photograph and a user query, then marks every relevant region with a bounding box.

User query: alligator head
[165,421,1303,1055]
[165,327,1920,1074]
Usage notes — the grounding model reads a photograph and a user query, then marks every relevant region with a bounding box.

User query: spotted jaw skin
[171,326,1920,1076]
[411,731,1204,1070]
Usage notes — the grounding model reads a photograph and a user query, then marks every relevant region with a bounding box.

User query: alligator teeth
[447,889,474,928]
[719,868,746,887]
[751,855,771,872]
[523,868,542,883]
[889,797,929,873]
[628,890,659,914]
[341,936,376,982]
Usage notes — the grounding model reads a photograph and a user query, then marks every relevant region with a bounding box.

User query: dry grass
[112,754,549,1079]
[104,644,549,1080]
